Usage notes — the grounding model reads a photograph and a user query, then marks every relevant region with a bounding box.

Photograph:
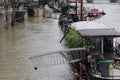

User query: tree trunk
[5,4,8,26]
[40,4,45,17]
[11,0,15,26]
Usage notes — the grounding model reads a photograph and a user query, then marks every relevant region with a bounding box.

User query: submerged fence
[29,47,87,70]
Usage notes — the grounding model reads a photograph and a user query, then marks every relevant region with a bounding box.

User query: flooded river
[0,17,74,80]
[85,3,120,42]
[0,3,120,80]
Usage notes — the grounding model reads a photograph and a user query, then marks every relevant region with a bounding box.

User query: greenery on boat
[64,28,92,48]
[64,28,105,60]
[99,53,105,60]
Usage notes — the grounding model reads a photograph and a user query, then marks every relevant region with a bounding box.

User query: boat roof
[71,21,120,37]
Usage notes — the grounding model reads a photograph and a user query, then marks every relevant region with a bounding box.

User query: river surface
[85,3,120,42]
[0,3,120,80]
[0,17,74,80]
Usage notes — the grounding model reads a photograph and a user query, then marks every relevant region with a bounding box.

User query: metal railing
[29,47,87,70]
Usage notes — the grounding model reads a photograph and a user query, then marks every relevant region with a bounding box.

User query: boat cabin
[71,21,120,79]
[71,21,120,54]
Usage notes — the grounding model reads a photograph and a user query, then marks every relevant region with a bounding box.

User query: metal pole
[101,38,104,53]
[80,0,83,21]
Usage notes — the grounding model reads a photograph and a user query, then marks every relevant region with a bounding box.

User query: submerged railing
[29,47,87,70]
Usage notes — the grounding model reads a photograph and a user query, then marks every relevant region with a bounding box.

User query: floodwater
[0,3,120,80]
[85,3,120,42]
[0,17,74,80]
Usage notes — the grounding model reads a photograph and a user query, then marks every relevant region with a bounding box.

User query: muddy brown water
[0,3,120,80]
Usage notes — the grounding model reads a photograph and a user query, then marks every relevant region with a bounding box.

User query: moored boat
[90,60,120,80]
[110,0,118,2]
[71,21,120,80]
[87,0,93,3]
[87,9,106,17]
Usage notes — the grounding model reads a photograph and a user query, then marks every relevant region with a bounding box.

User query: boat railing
[89,59,120,79]
[92,73,120,79]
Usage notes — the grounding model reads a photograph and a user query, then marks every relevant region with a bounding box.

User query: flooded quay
[0,3,120,80]
[0,17,74,80]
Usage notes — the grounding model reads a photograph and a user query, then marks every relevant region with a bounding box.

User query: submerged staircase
[92,0,119,3]
[93,0,110,3]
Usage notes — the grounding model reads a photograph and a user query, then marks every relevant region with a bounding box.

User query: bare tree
[4,0,10,27]
[11,0,16,26]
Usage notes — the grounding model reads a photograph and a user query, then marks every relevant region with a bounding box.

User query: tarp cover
[71,21,120,37]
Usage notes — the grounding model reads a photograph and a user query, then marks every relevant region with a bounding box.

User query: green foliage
[64,28,92,48]
[99,53,105,60]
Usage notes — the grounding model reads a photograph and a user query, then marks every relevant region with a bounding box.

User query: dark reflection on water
[0,3,120,80]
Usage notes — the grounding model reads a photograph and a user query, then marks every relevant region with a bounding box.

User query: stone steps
[93,0,110,3]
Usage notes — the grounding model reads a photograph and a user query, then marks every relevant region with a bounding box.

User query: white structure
[71,21,120,53]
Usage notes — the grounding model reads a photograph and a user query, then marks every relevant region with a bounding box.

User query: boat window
[90,38,101,53]
[103,38,113,52]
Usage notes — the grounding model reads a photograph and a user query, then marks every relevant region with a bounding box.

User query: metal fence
[29,47,87,70]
